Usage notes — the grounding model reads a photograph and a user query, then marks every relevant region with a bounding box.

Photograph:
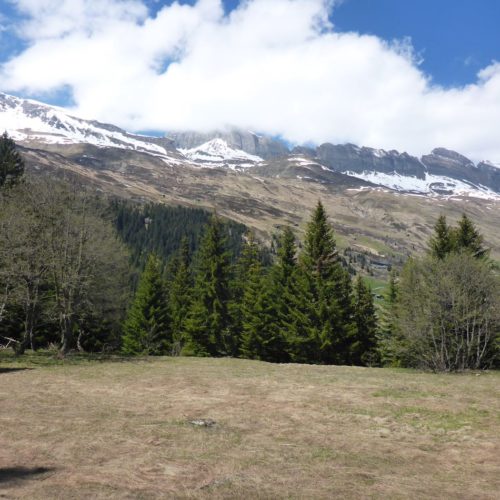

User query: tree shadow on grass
[0,466,55,485]
[0,367,32,374]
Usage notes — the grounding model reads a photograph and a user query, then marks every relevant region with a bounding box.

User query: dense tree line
[122,201,379,365]
[1,134,497,370]
[112,200,247,271]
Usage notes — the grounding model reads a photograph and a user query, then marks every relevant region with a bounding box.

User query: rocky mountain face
[422,148,500,193]
[168,129,289,160]
[316,143,426,179]
[291,143,500,198]
[1,91,500,199]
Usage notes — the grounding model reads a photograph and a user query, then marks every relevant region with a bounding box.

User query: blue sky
[132,0,500,87]
[332,0,500,88]
[0,0,499,161]
[2,0,498,89]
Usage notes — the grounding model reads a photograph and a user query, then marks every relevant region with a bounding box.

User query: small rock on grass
[190,418,216,428]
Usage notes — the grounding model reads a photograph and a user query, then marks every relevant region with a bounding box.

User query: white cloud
[1,0,500,162]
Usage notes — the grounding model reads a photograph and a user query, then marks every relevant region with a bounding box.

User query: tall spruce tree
[229,231,261,343]
[239,248,265,359]
[238,234,287,362]
[275,227,297,286]
[122,254,170,355]
[429,215,454,259]
[281,265,321,363]
[296,200,353,364]
[168,237,192,355]
[351,276,379,365]
[377,269,399,366]
[0,132,24,189]
[183,215,231,356]
[454,213,488,258]
[268,227,297,362]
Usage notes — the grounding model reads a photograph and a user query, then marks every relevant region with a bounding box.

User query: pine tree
[281,265,321,363]
[267,227,301,362]
[377,269,400,366]
[429,215,454,259]
[302,201,339,282]
[122,254,170,355]
[454,213,488,258]
[297,200,353,364]
[168,237,192,355]
[229,231,261,355]
[351,276,379,365]
[183,215,231,356]
[239,252,265,359]
[0,132,24,189]
[275,227,297,286]
[239,245,287,362]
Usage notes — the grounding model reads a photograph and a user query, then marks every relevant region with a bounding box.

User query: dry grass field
[0,354,499,499]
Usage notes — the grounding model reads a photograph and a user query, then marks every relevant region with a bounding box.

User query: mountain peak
[168,128,289,160]
[180,138,262,168]
[429,148,475,167]
[0,92,178,159]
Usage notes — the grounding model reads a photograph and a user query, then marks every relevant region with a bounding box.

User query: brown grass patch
[0,355,499,498]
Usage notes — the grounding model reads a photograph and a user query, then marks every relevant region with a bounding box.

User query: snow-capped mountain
[312,143,500,199]
[0,92,181,162]
[180,138,262,168]
[1,91,499,199]
[168,129,289,160]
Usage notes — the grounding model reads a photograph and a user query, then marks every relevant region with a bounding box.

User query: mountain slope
[2,92,500,269]
[0,92,183,162]
[168,129,289,160]
[180,138,262,168]
[2,91,499,198]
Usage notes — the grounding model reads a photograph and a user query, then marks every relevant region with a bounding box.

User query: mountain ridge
[2,91,499,199]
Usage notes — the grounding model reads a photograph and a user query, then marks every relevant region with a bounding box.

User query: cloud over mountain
[1,0,500,162]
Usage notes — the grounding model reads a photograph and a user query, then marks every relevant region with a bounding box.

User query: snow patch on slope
[180,138,262,169]
[0,92,181,163]
[344,170,500,200]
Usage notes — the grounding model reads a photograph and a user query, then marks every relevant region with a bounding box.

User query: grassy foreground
[0,353,499,499]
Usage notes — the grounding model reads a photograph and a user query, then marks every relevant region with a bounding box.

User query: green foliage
[429,215,454,259]
[0,177,130,355]
[390,253,499,371]
[122,254,170,355]
[112,200,246,270]
[295,201,355,364]
[281,265,321,363]
[0,132,24,189]
[168,237,193,354]
[183,216,232,356]
[1,185,384,366]
[238,233,288,362]
[455,213,488,258]
[229,232,260,353]
[351,277,379,366]
[429,213,488,260]
[377,269,400,366]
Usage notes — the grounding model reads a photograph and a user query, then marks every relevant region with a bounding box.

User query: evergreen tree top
[455,213,488,258]
[429,214,453,260]
[0,132,25,189]
[302,200,339,278]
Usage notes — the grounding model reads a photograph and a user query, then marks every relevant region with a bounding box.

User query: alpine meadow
[1,0,499,498]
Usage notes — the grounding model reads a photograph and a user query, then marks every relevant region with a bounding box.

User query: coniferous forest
[0,134,498,370]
